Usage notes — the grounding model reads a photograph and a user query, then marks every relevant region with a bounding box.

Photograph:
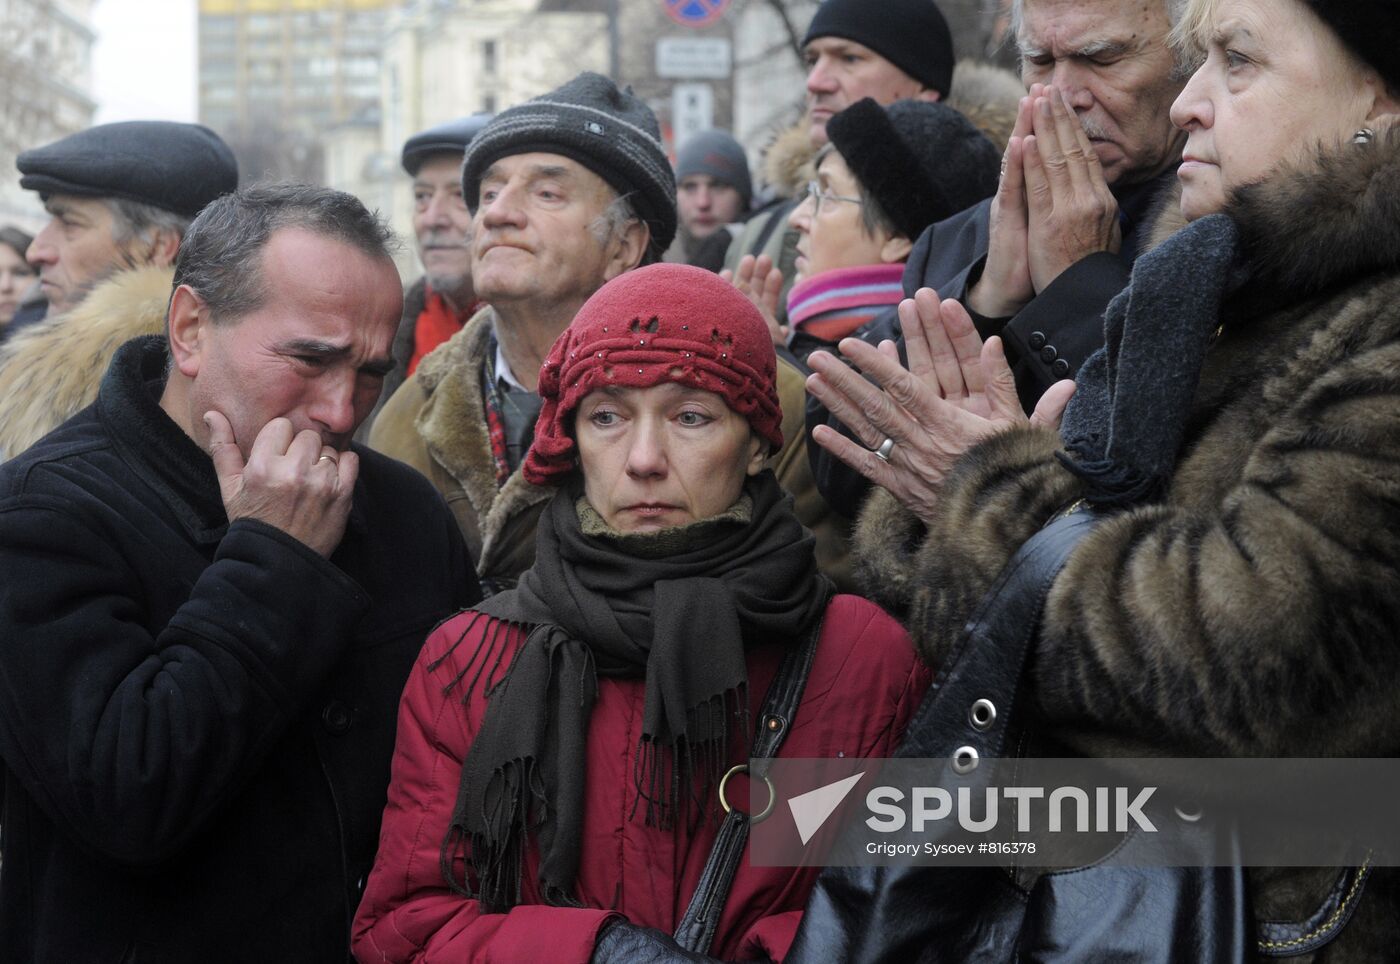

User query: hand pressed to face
[164,227,401,555]
[806,288,1074,525]
[1017,0,1184,186]
[969,85,1122,315]
[205,413,357,558]
[575,383,767,534]
[1169,0,1394,222]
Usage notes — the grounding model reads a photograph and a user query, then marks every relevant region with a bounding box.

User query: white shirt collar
[490,320,530,393]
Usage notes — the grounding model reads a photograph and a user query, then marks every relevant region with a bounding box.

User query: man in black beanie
[0,121,239,460]
[723,0,960,323]
[369,72,851,596]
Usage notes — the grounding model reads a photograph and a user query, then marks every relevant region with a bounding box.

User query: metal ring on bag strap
[718,764,777,823]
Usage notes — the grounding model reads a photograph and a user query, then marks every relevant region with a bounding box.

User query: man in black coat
[0,184,481,963]
[808,0,1189,517]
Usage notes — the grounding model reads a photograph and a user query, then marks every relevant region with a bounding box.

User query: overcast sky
[93,0,198,125]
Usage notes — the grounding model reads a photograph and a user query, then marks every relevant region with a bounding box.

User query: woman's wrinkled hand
[722,253,787,346]
[806,288,1074,525]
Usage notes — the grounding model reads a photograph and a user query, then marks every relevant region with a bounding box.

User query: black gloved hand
[589,920,772,964]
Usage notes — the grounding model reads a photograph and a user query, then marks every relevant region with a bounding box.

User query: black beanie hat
[803,0,955,97]
[1304,2,1400,96]
[827,98,999,242]
[461,72,677,254]
[17,121,237,219]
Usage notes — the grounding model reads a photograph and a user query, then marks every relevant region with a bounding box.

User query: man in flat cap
[369,72,848,594]
[0,121,238,459]
[357,114,491,441]
[0,183,478,962]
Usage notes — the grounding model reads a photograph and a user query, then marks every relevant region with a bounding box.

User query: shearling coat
[854,134,1400,960]
[0,264,171,461]
[368,305,853,593]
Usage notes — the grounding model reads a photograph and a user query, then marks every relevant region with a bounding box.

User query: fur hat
[1304,2,1400,97]
[461,72,677,255]
[524,263,782,486]
[827,98,1000,241]
[802,0,955,97]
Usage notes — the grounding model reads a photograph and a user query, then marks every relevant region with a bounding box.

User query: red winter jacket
[352,594,930,963]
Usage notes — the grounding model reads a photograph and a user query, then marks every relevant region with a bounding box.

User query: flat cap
[17,121,238,219]
[402,114,494,175]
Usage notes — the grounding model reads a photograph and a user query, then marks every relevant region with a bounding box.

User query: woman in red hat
[352,263,929,963]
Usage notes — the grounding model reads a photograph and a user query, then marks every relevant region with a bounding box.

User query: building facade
[0,0,98,230]
[198,0,396,183]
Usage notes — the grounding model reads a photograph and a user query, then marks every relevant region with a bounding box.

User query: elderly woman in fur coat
[797,0,1400,958]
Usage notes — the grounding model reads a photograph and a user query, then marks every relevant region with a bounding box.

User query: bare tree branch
[760,0,806,66]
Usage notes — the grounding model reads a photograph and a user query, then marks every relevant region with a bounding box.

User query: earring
[1353,127,1376,144]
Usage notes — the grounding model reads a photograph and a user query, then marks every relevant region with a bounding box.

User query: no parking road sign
[663,0,732,28]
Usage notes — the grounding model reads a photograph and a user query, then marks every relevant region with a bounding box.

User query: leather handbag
[784,511,1257,963]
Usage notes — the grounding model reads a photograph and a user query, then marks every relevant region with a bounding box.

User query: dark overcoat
[0,336,479,963]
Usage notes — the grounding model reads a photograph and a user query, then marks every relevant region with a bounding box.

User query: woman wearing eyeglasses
[731,99,1001,368]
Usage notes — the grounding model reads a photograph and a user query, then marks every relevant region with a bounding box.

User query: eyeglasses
[805,180,862,215]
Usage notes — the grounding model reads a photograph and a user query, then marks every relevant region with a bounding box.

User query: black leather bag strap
[896,510,1100,763]
[673,607,827,955]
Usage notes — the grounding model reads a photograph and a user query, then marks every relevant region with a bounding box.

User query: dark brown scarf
[437,471,831,911]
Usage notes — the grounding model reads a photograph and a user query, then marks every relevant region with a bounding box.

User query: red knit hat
[524,263,784,487]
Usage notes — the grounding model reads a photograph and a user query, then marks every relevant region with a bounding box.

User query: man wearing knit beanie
[369,72,849,594]
[665,129,753,269]
[723,0,959,324]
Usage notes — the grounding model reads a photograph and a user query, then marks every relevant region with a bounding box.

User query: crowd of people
[0,0,1395,960]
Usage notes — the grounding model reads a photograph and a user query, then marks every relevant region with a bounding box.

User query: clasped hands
[806,288,1075,526]
[968,84,1121,319]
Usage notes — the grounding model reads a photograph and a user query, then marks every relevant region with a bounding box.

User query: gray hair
[1010,0,1196,78]
[587,190,661,266]
[172,183,398,325]
[106,198,192,247]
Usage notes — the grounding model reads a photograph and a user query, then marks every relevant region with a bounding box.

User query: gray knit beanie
[461,72,677,255]
[674,129,753,208]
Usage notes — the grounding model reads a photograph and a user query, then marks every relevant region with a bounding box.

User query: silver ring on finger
[317,454,338,466]
[873,437,896,463]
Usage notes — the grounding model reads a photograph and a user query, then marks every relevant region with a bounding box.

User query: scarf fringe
[430,611,529,705]
[630,683,749,830]
[442,756,551,912]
